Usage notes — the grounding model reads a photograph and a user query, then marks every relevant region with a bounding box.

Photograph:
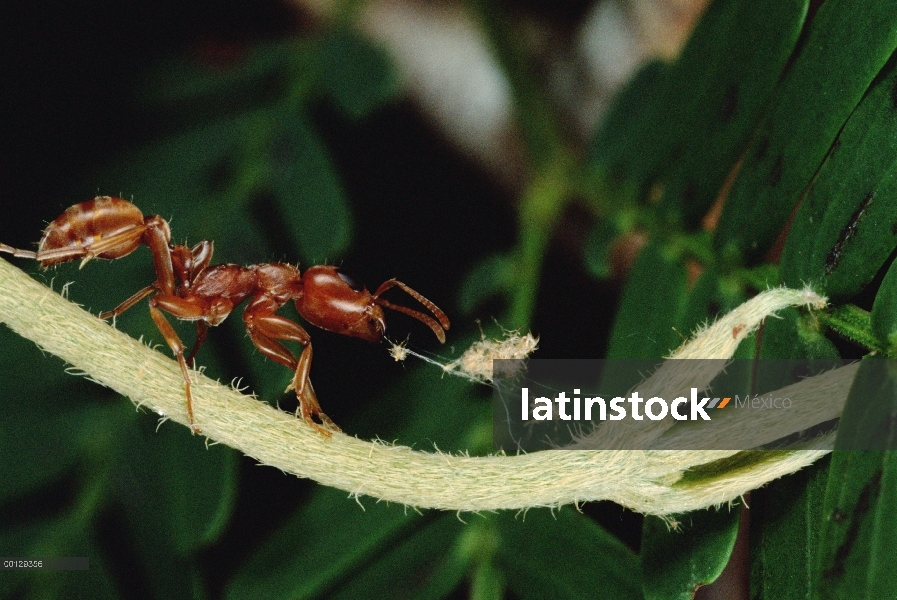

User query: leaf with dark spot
[754,137,771,163]
[781,53,897,298]
[720,82,739,123]
[823,191,874,275]
[765,155,784,187]
[813,359,897,597]
[715,0,897,260]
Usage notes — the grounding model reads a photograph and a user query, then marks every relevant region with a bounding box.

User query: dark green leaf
[642,508,740,600]
[750,456,829,600]
[676,267,748,340]
[0,328,89,501]
[496,508,642,600]
[225,485,430,600]
[109,415,236,600]
[715,0,897,261]
[328,513,466,600]
[0,517,120,600]
[592,0,808,219]
[590,59,670,194]
[117,416,238,556]
[319,28,398,119]
[142,39,302,108]
[99,114,262,208]
[814,360,897,596]
[268,114,353,263]
[781,56,897,299]
[583,220,618,280]
[758,307,840,360]
[870,258,897,353]
[660,0,809,226]
[458,253,516,314]
[606,241,688,359]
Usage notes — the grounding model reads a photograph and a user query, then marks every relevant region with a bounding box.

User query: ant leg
[141,216,177,295]
[35,225,147,267]
[186,321,208,367]
[99,284,156,320]
[243,311,338,435]
[0,243,37,260]
[149,295,209,434]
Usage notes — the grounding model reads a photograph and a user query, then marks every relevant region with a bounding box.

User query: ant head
[296,265,386,343]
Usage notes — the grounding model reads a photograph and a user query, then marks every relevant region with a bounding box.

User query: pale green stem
[0,258,833,514]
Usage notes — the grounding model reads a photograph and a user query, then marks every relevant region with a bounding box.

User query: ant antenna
[372,279,450,343]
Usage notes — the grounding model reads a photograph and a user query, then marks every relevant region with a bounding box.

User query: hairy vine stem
[0,258,836,515]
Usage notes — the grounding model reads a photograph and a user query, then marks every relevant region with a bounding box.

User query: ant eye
[336,269,364,292]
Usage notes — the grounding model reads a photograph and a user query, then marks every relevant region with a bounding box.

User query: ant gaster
[1,196,450,435]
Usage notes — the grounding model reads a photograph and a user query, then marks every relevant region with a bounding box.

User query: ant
[1,196,450,435]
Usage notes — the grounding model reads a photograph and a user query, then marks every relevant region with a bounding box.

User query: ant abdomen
[38,196,152,266]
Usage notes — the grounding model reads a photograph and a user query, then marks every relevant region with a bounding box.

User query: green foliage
[642,509,740,600]
[494,509,642,600]
[814,360,897,597]
[871,259,897,355]
[781,55,897,299]
[588,0,897,595]
[714,0,897,261]
[750,457,830,599]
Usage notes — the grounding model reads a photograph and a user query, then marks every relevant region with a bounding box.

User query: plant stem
[0,258,834,514]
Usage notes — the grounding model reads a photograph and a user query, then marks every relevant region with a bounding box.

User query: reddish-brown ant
[1,196,450,435]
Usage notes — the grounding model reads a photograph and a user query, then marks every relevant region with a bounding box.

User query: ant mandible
[0,196,450,435]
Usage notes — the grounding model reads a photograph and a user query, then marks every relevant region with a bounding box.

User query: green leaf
[319,28,398,119]
[590,59,670,193]
[758,306,840,360]
[0,328,93,501]
[606,241,688,359]
[496,508,642,600]
[458,253,516,314]
[268,114,353,263]
[659,0,809,226]
[781,56,897,299]
[117,416,238,556]
[642,508,740,600]
[583,220,618,280]
[814,360,897,596]
[226,485,432,600]
[99,113,262,207]
[871,258,897,354]
[591,0,808,220]
[328,513,466,600]
[715,0,897,261]
[676,267,748,340]
[113,415,237,599]
[750,456,830,599]
[821,305,883,354]
[0,516,120,600]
